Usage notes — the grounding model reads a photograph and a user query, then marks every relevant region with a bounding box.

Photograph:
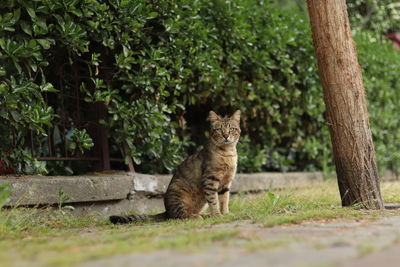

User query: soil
[83,216,400,267]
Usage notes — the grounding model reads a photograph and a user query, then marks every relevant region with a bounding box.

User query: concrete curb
[128,172,324,196]
[232,172,323,192]
[0,174,134,206]
[0,172,323,217]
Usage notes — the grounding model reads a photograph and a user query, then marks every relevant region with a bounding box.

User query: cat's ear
[231,110,241,123]
[208,111,221,123]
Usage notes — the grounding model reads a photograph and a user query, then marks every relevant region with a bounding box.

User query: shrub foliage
[0,0,399,174]
[347,0,400,33]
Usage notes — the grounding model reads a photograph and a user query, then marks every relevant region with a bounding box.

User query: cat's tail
[109,212,167,224]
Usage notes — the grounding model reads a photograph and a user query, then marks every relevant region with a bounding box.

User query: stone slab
[0,174,133,206]
[132,173,171,195]
[232,172,323,192]
[0,172,323,210]
[131,172,324,195]
[69,197,164,218]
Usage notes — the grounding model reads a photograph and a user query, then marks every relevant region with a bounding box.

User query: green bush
[347,0,400,33]
[356,31,400,175]
[0,0,399,175]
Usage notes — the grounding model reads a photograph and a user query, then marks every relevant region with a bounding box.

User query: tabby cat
[109,110,241,224]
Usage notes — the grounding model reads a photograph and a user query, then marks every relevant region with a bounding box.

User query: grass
[1,180,400,266]
[358,243,378,256]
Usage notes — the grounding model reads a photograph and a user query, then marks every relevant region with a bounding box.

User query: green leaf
[40,83,59,93]
[28,39,38,49]
[26,7,36,19]
[147,12,158,19]
[69,142,77,150]
[37,39,52,49]
[0,66,5,76]
[29,61,38,72]
[12,8,21,23]
[3,27,15,32]
[13,60,22,73]
[122,45,129,57]
[10,110,21,122]
[35,17,47,32]
[0,183,11,208]
[20,21,32,36]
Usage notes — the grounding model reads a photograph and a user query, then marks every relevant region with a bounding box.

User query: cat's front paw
[189,214,203,219]
[200,213,211,218]
[202,212,222,218]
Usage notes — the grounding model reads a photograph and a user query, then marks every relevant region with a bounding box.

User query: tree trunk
[306,0,383,209]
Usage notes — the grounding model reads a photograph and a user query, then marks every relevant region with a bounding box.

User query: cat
[109,110,241,224]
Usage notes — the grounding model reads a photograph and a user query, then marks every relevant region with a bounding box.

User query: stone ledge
[0,172,323,207]
[132,172,324,195]
[232,172,323,192]
[0,174,133,206]
[132,173,171,195]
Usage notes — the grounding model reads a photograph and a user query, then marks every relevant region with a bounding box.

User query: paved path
[84,216,400,267]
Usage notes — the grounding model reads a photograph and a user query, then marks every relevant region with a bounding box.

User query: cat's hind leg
[166,201,203,219]
[165,189,205,219]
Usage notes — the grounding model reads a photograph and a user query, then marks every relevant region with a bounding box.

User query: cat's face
[208,110,241,147]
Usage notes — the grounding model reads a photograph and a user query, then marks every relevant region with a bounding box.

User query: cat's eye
[230,128,236,132]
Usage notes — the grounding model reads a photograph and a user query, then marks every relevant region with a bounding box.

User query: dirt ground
[80,215,400,267]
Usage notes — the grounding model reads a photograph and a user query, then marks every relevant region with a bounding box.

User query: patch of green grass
[358,243,378,256]
[0,219,238,266]
[381,182,400,203]
[1,180,400,266]
[245,239,289,252]
[227,181,372,226]
[0,207,106,239]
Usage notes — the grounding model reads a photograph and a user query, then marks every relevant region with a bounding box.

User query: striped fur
[109,213,167,224]
[109,110,241,224]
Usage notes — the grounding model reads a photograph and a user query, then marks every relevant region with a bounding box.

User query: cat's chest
[213,155,237,176]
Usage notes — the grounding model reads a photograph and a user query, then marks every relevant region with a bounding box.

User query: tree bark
[306,0,383,209]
